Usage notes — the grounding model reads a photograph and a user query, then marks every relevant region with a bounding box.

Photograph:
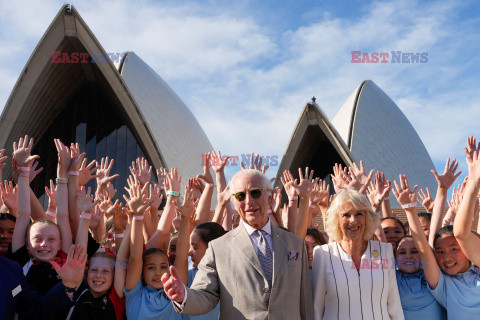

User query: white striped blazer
[312,240,404,320]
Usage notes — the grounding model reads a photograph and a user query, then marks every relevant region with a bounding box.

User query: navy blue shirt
[0,256,73,320]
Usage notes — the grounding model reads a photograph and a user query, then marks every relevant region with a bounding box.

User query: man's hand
[161,266,186,303]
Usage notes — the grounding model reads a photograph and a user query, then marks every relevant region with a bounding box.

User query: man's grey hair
[229,169,272,195]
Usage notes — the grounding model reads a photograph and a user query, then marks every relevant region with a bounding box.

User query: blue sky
[1,0,479,194]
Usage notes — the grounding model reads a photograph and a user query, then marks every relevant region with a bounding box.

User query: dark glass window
[30,82,154,208]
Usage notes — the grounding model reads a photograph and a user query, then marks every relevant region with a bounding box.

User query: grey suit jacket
[176,223,313,320]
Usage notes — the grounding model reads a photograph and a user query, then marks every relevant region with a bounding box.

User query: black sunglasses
[233,188,267,202]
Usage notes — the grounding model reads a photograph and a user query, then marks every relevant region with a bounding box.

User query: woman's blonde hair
[325,189,380,242]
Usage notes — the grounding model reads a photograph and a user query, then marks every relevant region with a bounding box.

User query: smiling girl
[11,137,73,296]
[393,172,480,320]
[394,236,446,319]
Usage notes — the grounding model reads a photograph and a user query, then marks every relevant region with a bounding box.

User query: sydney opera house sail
[275,99,354,193]
[331,80,437,204]
[278,81,436,207]
[0,5,213,205]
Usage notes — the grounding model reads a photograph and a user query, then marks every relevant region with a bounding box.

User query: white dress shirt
[242,219,273,252]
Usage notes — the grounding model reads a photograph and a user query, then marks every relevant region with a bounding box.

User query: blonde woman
[311,189,404,320]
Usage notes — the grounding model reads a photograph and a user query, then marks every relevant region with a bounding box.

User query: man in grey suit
[162,168,313,320]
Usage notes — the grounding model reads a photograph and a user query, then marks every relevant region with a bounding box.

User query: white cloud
[0,0,479,181]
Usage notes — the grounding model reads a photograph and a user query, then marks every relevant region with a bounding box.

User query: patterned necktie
[256,229,273,287]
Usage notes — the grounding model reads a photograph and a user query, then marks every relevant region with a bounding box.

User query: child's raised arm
[75,186,99,250]
[125,181,152,291]
[54,139,73,253]
[12,135,39,252]
[115,220,131,299]
[453,136,480,266]
[173,186,196,285]
[146,168,181,251]
[393,174,440,289]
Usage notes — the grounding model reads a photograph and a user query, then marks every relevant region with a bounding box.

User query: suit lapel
[271,225,287,286]
[231,223,266,279]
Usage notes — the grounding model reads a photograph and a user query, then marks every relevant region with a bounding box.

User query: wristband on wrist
[132,215,144,221]
[401,203,417,209]
[114,233,125,239]
[288,195,298,201]
[166,190,180,197]
[205,183,215,188]
[80,211,91,219]
[46,209,56,217]
[17,167,30,172]
[56,178,68,184]
[68,171,79,176]
[267,209,273,214]
[309,202,317,208]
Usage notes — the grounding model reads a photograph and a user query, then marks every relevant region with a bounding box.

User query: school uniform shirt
[124,279,185,320]
[68,283,125,320]
[429,265,480,320]
[10,244,67,295]
[184,267,220,320]
[312,240,404,320]
[396,270,446,320]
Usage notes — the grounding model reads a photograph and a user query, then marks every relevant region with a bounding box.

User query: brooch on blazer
[288,250,300,260]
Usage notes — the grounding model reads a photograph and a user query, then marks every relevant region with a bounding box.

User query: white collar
[242,218,272,236]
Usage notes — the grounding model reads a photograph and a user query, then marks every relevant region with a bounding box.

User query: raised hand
[367,176,390,210]
[130,157,152,187]
[0,181,17,214]
[241,152,269,173]
[174,187,196,220]
[0,149,7,179]
[69,143,85,172]
[271,187,282,214]
[112,201,127,231]
[156,167,167,192]
[465,137,480,182]
[280,170,298,198]
[54,139,72,174]
[45,179,56,211]
[52,244,87,290]
[217,183,231,207]
[12,135,39,168]
[196,153,214,185]
[310,179,329,206]
[292,167,315,199]
[210,150,230,174]
[77,186,99,213]
[392,175,418,206]
[161,266,186,302]
[431,158,462,190]
[123,181,152,214]
[351,161,374,188]
[78,159,98,187]
[331,163,349,192]
[166,167,181,193]
[418,187,434,212]
[97,157,119,187]
[147,183,164,210]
